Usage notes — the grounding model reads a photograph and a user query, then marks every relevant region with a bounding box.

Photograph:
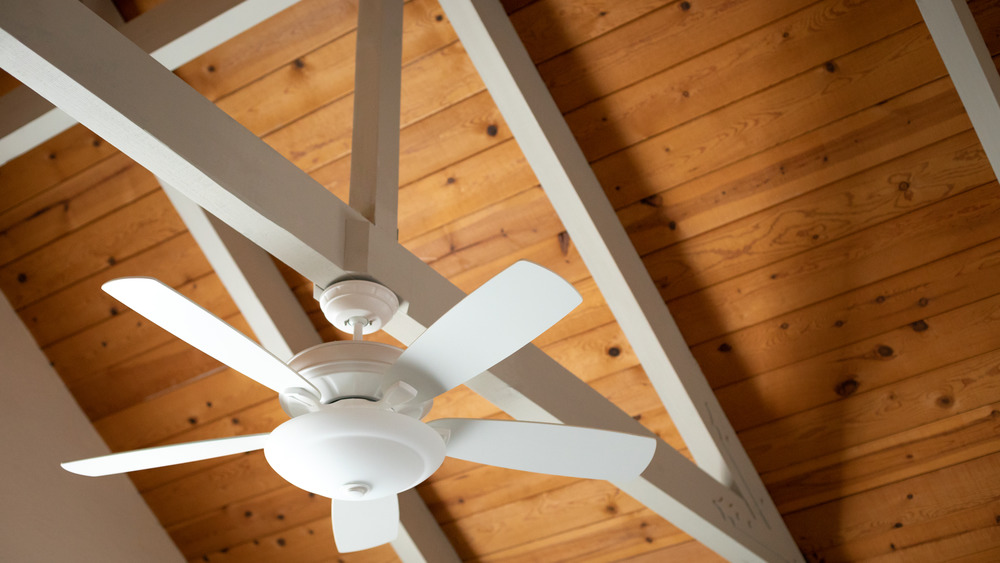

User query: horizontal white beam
[0,0,300,165]
[0,1,794,560]
[436,0,800,559]
[917,0,1000,177]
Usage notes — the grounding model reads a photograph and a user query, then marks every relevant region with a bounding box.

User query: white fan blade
[61,433,270,477]
[103,277,318,396]
[332,495,399,553]
[387,261,581,403]
[429,419,656,481]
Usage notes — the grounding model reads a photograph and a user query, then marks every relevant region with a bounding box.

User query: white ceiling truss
[0,0,822,560]
[0,0,302,165]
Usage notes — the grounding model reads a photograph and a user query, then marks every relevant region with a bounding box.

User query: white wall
[0,293,183,562]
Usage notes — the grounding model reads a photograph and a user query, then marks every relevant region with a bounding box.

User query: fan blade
[103,277,319,396]
[429,419,656,481]
[387,261,581,403]
[61,434,270,476]
[332,494,399,553]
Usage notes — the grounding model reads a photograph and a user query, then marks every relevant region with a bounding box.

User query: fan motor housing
[264,405,446,500]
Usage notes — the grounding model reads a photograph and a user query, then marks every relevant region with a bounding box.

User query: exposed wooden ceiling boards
[1,0,999,561]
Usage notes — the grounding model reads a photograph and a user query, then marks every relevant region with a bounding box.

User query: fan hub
[282,341,432,419]
[264,404,446,500]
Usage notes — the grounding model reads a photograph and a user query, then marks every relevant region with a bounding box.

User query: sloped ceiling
[1,0,1000,561]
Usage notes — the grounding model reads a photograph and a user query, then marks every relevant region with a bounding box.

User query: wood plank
[195,515,400,563]
[396,139,536,241]
[168,486,327,560]
[215,0,458,137]
[0,189,185,308]
[413,187,563,275]
[94,367,273,452]
[142,451,286,528]
[478,507,686,562]
[653,129,993,321]
[784,451,1000,556]
[567,0,923,162]
[17,232,210,347]
[695,220,1000,406]
[865,512,1000,562]
[539,0,815,112]
[0,127,116,213]
[713,286,1000,440]
[616,75,971,254]
[441,479,645,559]
[509,0,673,65]
[622,539,728,562]
[715,235,1000,430]
[763,402,1000,513]
[171,0,360,103]
[592,21,953,212]
[0,154,156,265]
[822,495,1000,561]
[744,345,1000,474]
[668,180,1000,379]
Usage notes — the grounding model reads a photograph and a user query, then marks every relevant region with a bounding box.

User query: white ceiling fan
[61,260,656,553]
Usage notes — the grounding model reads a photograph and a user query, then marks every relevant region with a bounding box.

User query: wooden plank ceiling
[2,0,999,560]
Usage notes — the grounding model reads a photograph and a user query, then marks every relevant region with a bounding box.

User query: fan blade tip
[60,461,99,477]
[101,276,158,295]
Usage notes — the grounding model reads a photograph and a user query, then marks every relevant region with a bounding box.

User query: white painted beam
[435,1,801,560]
[349,0,403,234]
[0,1,796,560]
[394,489,462,563]
[0,0,300,165]
[161,185,460,562]
[917,0,1000,177]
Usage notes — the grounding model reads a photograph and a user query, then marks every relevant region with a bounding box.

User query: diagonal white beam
[0,1,797,560]
[162,184,460,562]
[917,0,1000,177]
[0,0,300,165]
[349,0,403,234]
[435,0,800,558]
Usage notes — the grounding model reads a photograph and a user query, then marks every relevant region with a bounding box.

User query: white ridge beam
[0,1,795,560]
[917,0,1000,177]
[0,0,300,165]
[435,0,800,559]
[161,184,459,562]
[349,0,404,234]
